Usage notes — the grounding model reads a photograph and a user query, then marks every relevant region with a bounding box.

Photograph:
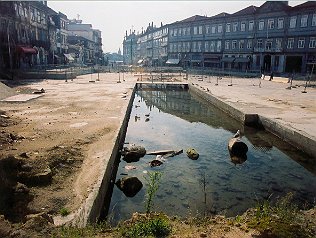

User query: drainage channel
[104,83,315,224]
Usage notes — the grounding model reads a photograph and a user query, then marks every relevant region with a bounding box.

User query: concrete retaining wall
[258,116,316,158]
[189,85,259,126]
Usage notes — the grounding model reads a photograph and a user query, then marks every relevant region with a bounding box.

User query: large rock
[115,176,143,197]
[186,148,199,160]
[122,145,146,163]
[228,138,248,157]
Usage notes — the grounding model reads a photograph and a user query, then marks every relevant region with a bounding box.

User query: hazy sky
[48,1,305,53]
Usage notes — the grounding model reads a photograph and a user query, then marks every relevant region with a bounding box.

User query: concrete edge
[189,84,316,159]
[258,116,316,158]
[53,85,136,227]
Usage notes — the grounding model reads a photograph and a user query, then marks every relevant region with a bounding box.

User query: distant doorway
[285,56,302,73]
[263,54,271,72]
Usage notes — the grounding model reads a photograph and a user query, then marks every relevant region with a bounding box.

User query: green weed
[60,207,70,216]
[247,193,315,238]
[120,213,171,238]
[144,171,162,214]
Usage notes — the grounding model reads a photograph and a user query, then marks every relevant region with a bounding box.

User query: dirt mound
[0,82,16,100]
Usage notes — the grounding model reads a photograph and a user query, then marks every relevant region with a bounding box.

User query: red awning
[17,46,38,54]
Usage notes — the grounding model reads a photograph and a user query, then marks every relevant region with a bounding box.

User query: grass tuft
[120,213,171,238]
[247,192,315,238]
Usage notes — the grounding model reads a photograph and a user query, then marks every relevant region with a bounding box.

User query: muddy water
[108,88,316,224]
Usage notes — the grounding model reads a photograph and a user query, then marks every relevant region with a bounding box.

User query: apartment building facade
[123,1,316,74]
[0,1,57,70]
[67,20,103,65]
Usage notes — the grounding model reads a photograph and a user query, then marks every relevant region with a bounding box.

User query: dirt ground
[0,73,137,235]
[0,72,315,237]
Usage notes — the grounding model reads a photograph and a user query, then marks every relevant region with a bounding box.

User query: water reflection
[108,88,316,224]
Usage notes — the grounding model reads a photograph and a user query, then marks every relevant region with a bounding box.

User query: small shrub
[60,207,70,216]
[121,213,171,238]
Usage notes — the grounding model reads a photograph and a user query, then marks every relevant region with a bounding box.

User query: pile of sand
[0,82,16,100]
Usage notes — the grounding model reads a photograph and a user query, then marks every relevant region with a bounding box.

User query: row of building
[123,1,316,74]
[0,1,103,71]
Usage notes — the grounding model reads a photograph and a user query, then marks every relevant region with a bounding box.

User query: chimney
[161,22,163,27]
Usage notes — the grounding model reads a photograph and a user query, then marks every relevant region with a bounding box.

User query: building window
[247,40,252,49]
[178,28,182,36]
[259,20,264,30]
[217,40,221,52]
[206,25,210,34]
[265,39,273,50]
[177,42,182,52]
[309,37,316,48]
[287,38,294,49]
[170,29,173,36]
[241,22,246,31]
[276,38,282,50]
[226,23,231,32]
[192,41,197,52]
[194,26,198,35]
[210,41,215,52]
[169,44,173,53]
[205,41,209,52]
[268,19,274,29]
[300,15,308,27]
[257,39,263,49]
[225,40,230,50]
[278,18,284,29]
[37,10,41,23]
[298,38,305,48]
[249,21,254,31]
[218,24,223,33]
[198,41,202,52]
[198,26,203,34]
[239,40,244,49]
[183,27,187,36]
[42,13,46,25]
[211,25,216,34]
[174,29,178,36]
[31,8,36,21]
[312,14,316,26]
[187,42,191,51]
[233,22,238,32]
[290,16,297,28]
[232,40,237,49]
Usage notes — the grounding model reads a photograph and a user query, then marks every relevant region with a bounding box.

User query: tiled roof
[231,6,257,16]
[212,12,230,19]
[176,15,209,23]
